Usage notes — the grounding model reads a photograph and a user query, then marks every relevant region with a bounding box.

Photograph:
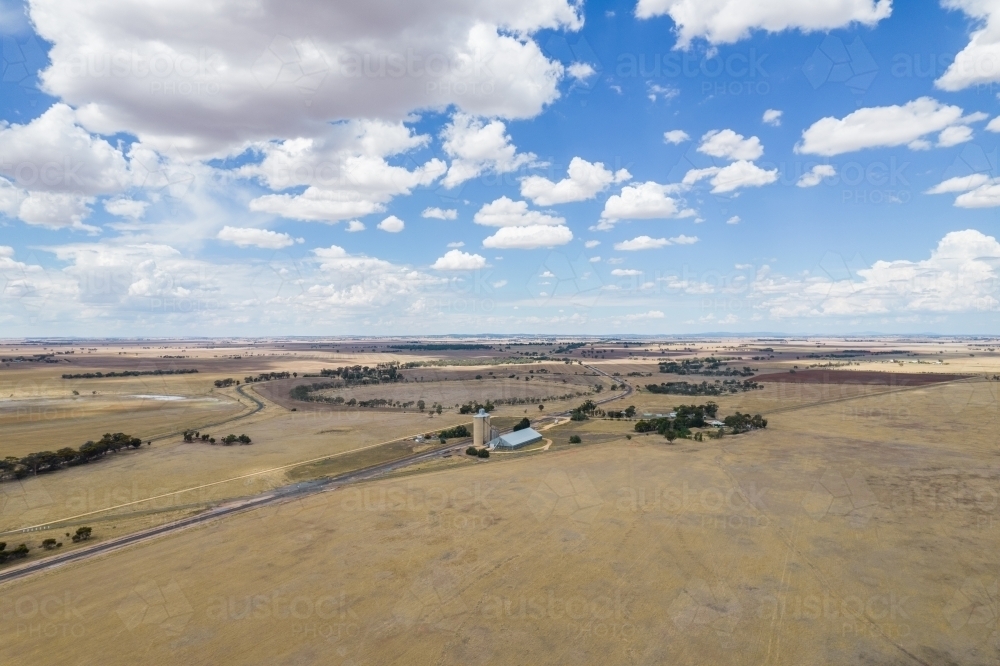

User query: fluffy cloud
[0,103,129,195]
[431,249,487,270]
[926,173,991,195]
[955,181,1000,208]
[13,191,98,232]
[482,224,573,249]
[378,215,405,233]
[663,130,690,144]
[104,197,148,219]
[217,226,300,249]
[520,157,631,205]
[938,124,974,147]
[726,215,741,225]
[935,1,1000,91]
[925,172,1000,208]
[567,62,596,81]
[245,120,445,222]
[796,164,837,188]
[697,129,764,161]
[796,97,979,156]
[753,229,1000,317]
[0,103,133,231]
[345,220,365,232]
[473,197,564,227]
[422,207,458,220]
[762,109,783,126]
[31,1,581,157]
[614,234,697,251]
[635,0,891,47]
[683,160,778,193]
[441,113,538,188]
[611,268,642,276]
[584,240,600,248]
[600,181,688,222]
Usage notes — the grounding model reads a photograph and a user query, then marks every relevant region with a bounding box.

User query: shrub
[477,448,490,458]
[71,527,92,543]
[569,435,582,444]
[466,446,478,456]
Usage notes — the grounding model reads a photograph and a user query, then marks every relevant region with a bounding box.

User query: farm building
[489,427,543,450]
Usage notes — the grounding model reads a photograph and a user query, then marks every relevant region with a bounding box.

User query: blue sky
[2,0,1000,336]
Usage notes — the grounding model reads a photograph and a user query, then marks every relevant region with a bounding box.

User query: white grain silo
[472,408,490,448]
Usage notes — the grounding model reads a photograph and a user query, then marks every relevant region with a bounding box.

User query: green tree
[417,400,426,412]
[569,435,582,444]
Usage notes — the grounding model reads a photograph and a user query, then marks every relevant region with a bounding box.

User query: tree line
[0,433,146,481]
[645,379,761,396]
[62,369,199,379]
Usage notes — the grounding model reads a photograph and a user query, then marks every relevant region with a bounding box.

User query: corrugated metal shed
[490,427,543,450]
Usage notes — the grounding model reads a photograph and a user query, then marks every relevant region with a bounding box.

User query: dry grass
[1,373,999,663]
[2,339,1000,664]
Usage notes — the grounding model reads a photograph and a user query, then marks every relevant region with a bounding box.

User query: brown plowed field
[754,369,970,385]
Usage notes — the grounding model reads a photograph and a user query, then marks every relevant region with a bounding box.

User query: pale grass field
[1,339,999,664]
[1,377,999,664]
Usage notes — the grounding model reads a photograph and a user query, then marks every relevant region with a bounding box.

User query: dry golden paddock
[1,338,1000,665]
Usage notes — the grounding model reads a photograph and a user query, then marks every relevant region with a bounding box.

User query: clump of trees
[0,433,143,482]
[723,413,768,433]
[214,378,236,388]
[658,358,756,377]
[439,425,470,439]
[460,401,495,414]
[646,380,761,396]
[318,363,403,385]
[465,447,490,458]
[61,369,198,379]
[244,372,293,383]
[71,527,92,543]
[633,402,766,441]
[512,417,531,431]
[0,542,30,564]
[570,399,598,421]
[184,430,214,443]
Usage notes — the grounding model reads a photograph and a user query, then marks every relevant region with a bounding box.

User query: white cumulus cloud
[663,129,690,144]
[600,181,688,222]
[635,0,891,48]
[422,207,458,220]
[217,226,300,249]
[698,129,764,161]
[614,234,698,251]
[378,215,405,233]
[796,97,975,156]
[474,197,564,227]
[482,224,573,249]
[797,164,837,188]
[520,157,631,205]
[431,249,487,270]
[441,113,538,188]
[762,109,783,126]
